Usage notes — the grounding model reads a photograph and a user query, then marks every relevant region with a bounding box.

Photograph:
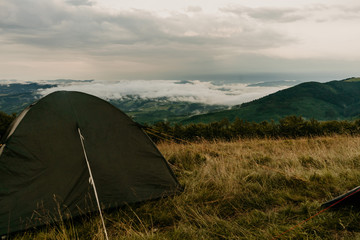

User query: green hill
[181,78,360,124]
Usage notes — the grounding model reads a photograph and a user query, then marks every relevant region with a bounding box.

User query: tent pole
[78,128,109,240]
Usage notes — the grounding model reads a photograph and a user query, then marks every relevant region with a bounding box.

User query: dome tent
[0,91,180,235]
[322,186,360,209]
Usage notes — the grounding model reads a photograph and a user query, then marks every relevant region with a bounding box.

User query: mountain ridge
[181,78,360,124]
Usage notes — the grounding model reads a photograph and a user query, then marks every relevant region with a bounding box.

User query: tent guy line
[271,186,360,240]
[78,127,109,240]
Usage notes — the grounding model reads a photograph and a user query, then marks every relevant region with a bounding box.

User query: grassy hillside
[182,78,360,124]
[14,135,360,239]
[109,98,225,123]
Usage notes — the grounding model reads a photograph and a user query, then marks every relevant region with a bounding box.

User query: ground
[15,135,360,239]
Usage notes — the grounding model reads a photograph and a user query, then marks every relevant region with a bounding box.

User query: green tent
[0,91,180,236]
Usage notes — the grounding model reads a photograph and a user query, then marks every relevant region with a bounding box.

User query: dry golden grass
[15,135,360,239]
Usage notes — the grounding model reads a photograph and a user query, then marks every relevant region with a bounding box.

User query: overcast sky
[1,0,359,82]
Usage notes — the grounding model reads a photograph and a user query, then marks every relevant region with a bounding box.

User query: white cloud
[222,6,305,23]
[37,80,290,105]
[66,0,93,6]
[186,6,202,13]
[0,1,291,49]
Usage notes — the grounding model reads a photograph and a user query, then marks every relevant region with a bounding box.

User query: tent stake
[78,128,109,240]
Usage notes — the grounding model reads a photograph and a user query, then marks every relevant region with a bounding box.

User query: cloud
[0,0,359,80]
[66,0,93,6]
[222,6,305,23]
[0,0,292,50]
[186,6,202,12]
[37,80,290,106]
[0,0,296,80]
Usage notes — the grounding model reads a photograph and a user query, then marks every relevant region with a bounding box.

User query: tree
[0,111,15,140]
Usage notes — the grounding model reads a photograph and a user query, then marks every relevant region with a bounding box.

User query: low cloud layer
[37,80,290,106]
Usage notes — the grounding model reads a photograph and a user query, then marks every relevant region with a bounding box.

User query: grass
[14,135,360,239]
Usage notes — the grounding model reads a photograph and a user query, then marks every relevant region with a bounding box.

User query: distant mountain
[0,83,56,113]
[110,98,224,123]
[0,82,225,124]
[181,77,360,124]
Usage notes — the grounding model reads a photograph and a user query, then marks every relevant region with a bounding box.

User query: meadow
[14,135,360,239]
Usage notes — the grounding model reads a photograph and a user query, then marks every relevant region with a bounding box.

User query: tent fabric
[0,91,180,235]
[322,186,360,209]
